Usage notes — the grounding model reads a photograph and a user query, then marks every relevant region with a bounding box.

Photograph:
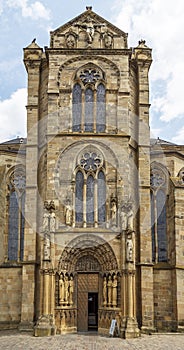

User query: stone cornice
[45,47,131,57]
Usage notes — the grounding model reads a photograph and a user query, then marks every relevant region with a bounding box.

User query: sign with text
[109,319,119,337]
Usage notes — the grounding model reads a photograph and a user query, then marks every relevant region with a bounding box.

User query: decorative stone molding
[178,167,184,185]
[58,234,119,272]
[150,168,166,189]
[120,202,134,232]
[65,31,77,48]
[42,200,56,233]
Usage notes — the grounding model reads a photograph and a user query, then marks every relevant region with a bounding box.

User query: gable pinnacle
[86,6,92,11]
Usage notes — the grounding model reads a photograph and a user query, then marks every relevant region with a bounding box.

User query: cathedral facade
[0,7,184,338]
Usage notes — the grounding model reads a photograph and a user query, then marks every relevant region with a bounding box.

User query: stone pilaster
[19,42,43,331]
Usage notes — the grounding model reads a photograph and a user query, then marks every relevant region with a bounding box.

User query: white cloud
[171,126,184,145]
[114,0,184,123]
[0,88,27,143]
[6,0,51,20]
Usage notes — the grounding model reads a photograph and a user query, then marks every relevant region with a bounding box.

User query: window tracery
[72,65,106,133]
[79,68,102,84]
[74,149,106,227]
[7,168,26,261]
[150,166,168,263]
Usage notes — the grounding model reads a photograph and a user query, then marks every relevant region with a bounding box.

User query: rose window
[80,152,102,171]
[79,69,101,85]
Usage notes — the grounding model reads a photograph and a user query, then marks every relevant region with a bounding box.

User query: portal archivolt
[58,234,118,273]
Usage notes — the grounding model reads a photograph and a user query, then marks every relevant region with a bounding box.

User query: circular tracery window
[80,152,103,171]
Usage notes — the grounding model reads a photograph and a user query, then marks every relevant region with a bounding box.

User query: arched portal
[56,234,119,333]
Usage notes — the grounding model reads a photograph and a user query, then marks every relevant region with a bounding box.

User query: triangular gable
[50,7,128,49]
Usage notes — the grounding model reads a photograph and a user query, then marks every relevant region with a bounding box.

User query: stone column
[134,41,155,333]
[19,42,43,332]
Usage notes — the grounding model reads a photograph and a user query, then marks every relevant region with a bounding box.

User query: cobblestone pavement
[0,331,184,350]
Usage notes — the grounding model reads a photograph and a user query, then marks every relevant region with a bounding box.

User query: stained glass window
[150,168,168,263]
[75,171,84,223]
[156,190,167,262]
[72,83,82,131]
[8,170,25,261]
[75,151,106,227]
[20,192,25,261]
[98,171,106,222]
[8,191,19,261]
[86,175,94,223]
[151,191,156,262]
[96,84,105,132]
[85,88,94,132]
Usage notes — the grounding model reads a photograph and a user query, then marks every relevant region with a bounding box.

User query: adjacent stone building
[0,7,184,338]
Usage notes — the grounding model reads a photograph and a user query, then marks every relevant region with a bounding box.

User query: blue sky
[0,0,184,144]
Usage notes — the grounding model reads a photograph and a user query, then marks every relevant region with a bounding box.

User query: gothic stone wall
[0,267,22,328]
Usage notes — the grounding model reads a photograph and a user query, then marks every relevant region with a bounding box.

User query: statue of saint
[112,275,118,307]
[69,276,74,305]
[103,276,107,307]
[43,201,49,232]
[64,275,69,304]
[120,205,128,230]
[43,232,50,260]
[104,33,113,48]
[126,233,133,262]
[107,275,112,306]
[64,200,72,226]
[127,204,134,231]
[66,34,76,48]
[50,210,56,232]
[59,275,65,305]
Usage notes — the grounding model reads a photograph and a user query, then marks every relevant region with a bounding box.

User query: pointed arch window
[72,66,106,133]
[72,83,82,132]
[150,166,168,263]
[85,88,94,132]
[97,83,105,132]
[74,151,106,227]
[7,168,26,261]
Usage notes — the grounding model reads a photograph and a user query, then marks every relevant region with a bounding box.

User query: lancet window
[7,167,26,261]
[74,150,106,227]
[150,166,168,262]
[72,66,106,133]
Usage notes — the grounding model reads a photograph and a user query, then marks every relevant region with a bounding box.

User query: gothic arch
[57,55,120,88]
[58,234,119,273]
[150,161,170,193]
[55,139,119,175]
[178,167,184,184]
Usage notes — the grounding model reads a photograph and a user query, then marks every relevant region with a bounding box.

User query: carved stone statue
[120,202,134,231]
[43,201,49,232]
[64,200,72,226]
[64,275,69,304]
[43,232,51,260]
[103,276,107,307]
[59,275,65,305]
[127,204,134,231]
[69,276,74,305]
[84,16,95,43]
[111,197,117,225]
[50,211,56,232]
[126,232,133,262]
[120,205,128,231]
[42,200,56,233]
[104,33,113,48]
[107,275,112,306]
[65,33,76,48]
[76,17,105,44]
[112,275,118,307]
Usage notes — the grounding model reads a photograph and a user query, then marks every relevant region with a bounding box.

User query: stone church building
[0,7,184,338]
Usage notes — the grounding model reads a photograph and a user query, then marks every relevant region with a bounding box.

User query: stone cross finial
[86,6,92,10]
